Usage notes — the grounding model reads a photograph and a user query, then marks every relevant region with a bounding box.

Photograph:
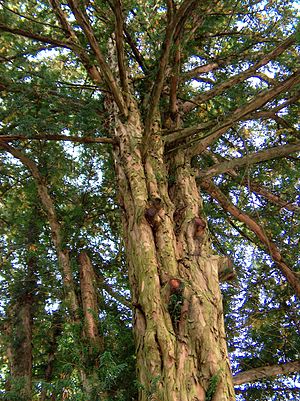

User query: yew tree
[0,0,300,400]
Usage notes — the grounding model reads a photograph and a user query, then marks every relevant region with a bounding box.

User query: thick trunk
[113,104,235,401]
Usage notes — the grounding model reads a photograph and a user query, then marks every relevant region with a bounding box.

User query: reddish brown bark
[79,251,103,351]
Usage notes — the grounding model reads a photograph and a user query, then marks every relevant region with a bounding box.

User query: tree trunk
[40,311,62,401]
[7,223,38,401]
[79,251,103,352]
[78,251,104,400]
[113,103,235,401]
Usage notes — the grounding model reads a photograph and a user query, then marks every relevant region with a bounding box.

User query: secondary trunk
[7,222,38,401]
[78,251,104,400]
[112,103,235,401]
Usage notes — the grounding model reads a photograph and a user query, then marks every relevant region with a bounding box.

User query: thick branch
[67,0,127,115]
[245,93,300,123]
[183,35,295,113]
[200,179,300,298]
[111,0,129,94]
[0,134,115,144]
[48,0,103,85]
[181,48,264,81]
[187,70,300,156]
[79,252,104,350]
[201,149,300,213]
[165,71,300,151]
[233,360,300,385]
[144,0,198,138]
[240,179,300,213]
[124,27,148,73]
[198,143,300,179]
[0,22,73,49]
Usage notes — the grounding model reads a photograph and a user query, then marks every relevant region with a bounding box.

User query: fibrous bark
[111,100,235,401]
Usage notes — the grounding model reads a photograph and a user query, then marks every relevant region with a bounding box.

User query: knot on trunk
[145,199,164,229]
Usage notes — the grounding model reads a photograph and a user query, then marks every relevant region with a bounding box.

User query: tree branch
[143,0,198,139]
[200,149,300,213]
[123,27,148,73]
[0,143,79,315]
[183,35,296,113]
[233,360,300,385]
[187,70,300,156]
[95,271,131,309]
[242,179,300,213]
[165,71,300,152]
[199,179,300,298]
[198,143,300,179]
[67,0,127,115]
[246,93,300,123]
[0,134,115,144]
[48,0,103,85]
[110,0,129,94]
[0,22,73,49]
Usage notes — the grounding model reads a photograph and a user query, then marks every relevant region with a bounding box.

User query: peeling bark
[111,100,235,400]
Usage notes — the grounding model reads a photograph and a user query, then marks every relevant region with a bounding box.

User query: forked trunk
[112,103,235,401]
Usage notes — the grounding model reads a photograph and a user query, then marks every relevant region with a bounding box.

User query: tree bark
[78,252,105,399]
[7,221,38,401]
[79,251,104,351]
[40,312,62,401]
[112,101,235,401]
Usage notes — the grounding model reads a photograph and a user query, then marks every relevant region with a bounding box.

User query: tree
[0,1,299,400]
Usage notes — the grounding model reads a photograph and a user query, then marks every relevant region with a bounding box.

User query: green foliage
[168,291,184,331]
[205,370,222,401]
[0,1,299,400]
